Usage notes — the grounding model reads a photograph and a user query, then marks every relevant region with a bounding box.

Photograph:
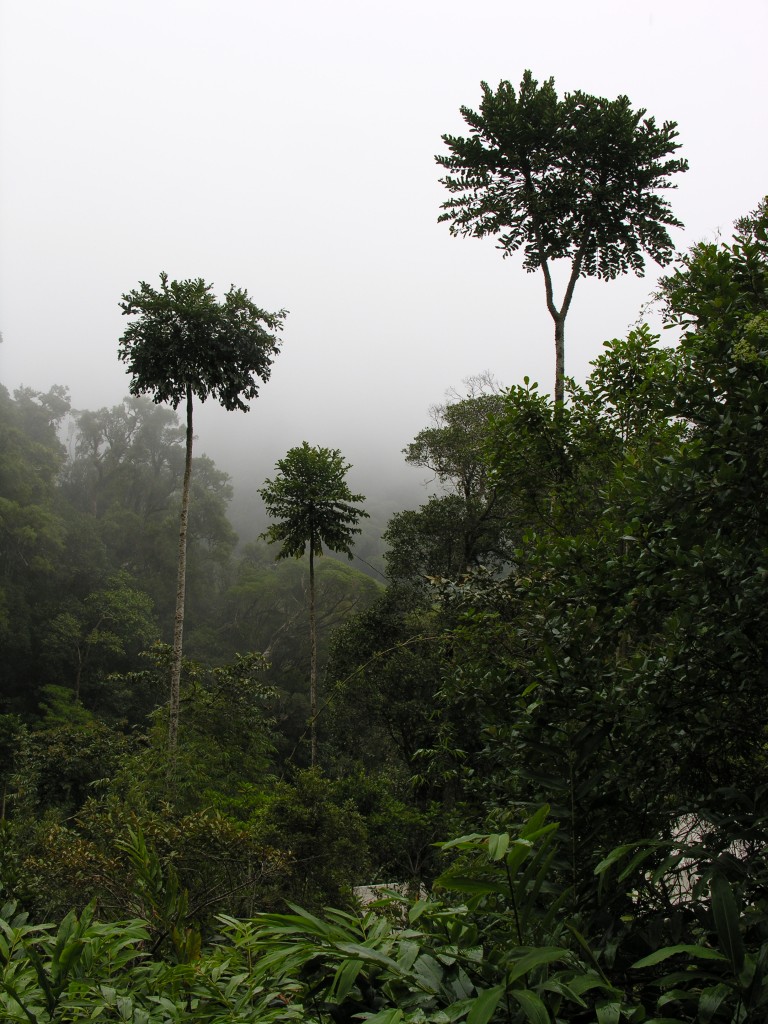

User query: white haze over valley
[1,0,766,540]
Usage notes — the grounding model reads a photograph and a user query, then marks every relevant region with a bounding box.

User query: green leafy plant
[597,799,768,1023]
[228,807,639,1023]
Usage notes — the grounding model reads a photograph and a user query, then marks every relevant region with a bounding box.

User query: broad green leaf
[283,903,356,942]
[412,953,444,993]
[526,809,558,836]
[698,983,731,1024]
[507,948,568,984]
[710,874,744,974]
[594,844,636,876]
[408,900,429,924]
[439,834,487,851]
[504,842,534,879]
[648,969,713,987]
[55,936,87,978]
[451,966,475,1002]
[223,972,249,997]
[334,943,400,973]
[619,846,669,883]
[116,994,133,1020]
[632,944,727,969]
[658,988,699,1007]
[467,984,505,1024]
[397,940,420,974]
[487,833,510,861]
[595,1000,621,1024]
[510,988,551,1024]
[737,951,756,989]
[357,1009,403,1024]
[442,998,476,1022]
[0,901,17,922]
[331,957,363,1003]
[539,977,589,1008]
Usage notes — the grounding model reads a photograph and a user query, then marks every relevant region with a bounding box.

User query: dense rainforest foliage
[0,202,767,1021]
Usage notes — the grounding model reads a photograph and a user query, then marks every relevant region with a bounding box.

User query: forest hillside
[1,195,767,1021]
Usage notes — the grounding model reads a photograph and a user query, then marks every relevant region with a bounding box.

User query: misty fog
[2,0,766,559]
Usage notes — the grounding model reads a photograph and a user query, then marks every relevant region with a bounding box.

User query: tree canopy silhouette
[119,272,286,755]
[437,71,687,403]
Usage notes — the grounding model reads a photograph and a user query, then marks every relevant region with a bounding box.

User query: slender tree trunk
[309,545,317,767]
[74,647,83,702]
[169,384,194,756]
[538,258,566,407]
[553,315,565,407]
[538,243,588,407]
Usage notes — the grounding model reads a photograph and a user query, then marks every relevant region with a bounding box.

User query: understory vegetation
[1,203,767,1021]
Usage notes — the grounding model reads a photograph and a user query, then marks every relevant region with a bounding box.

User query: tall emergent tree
[437,70,688,404]
[118,272,287,754]
[259,442,368,766]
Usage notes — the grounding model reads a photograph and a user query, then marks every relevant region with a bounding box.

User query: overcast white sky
[1,0,766,504]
